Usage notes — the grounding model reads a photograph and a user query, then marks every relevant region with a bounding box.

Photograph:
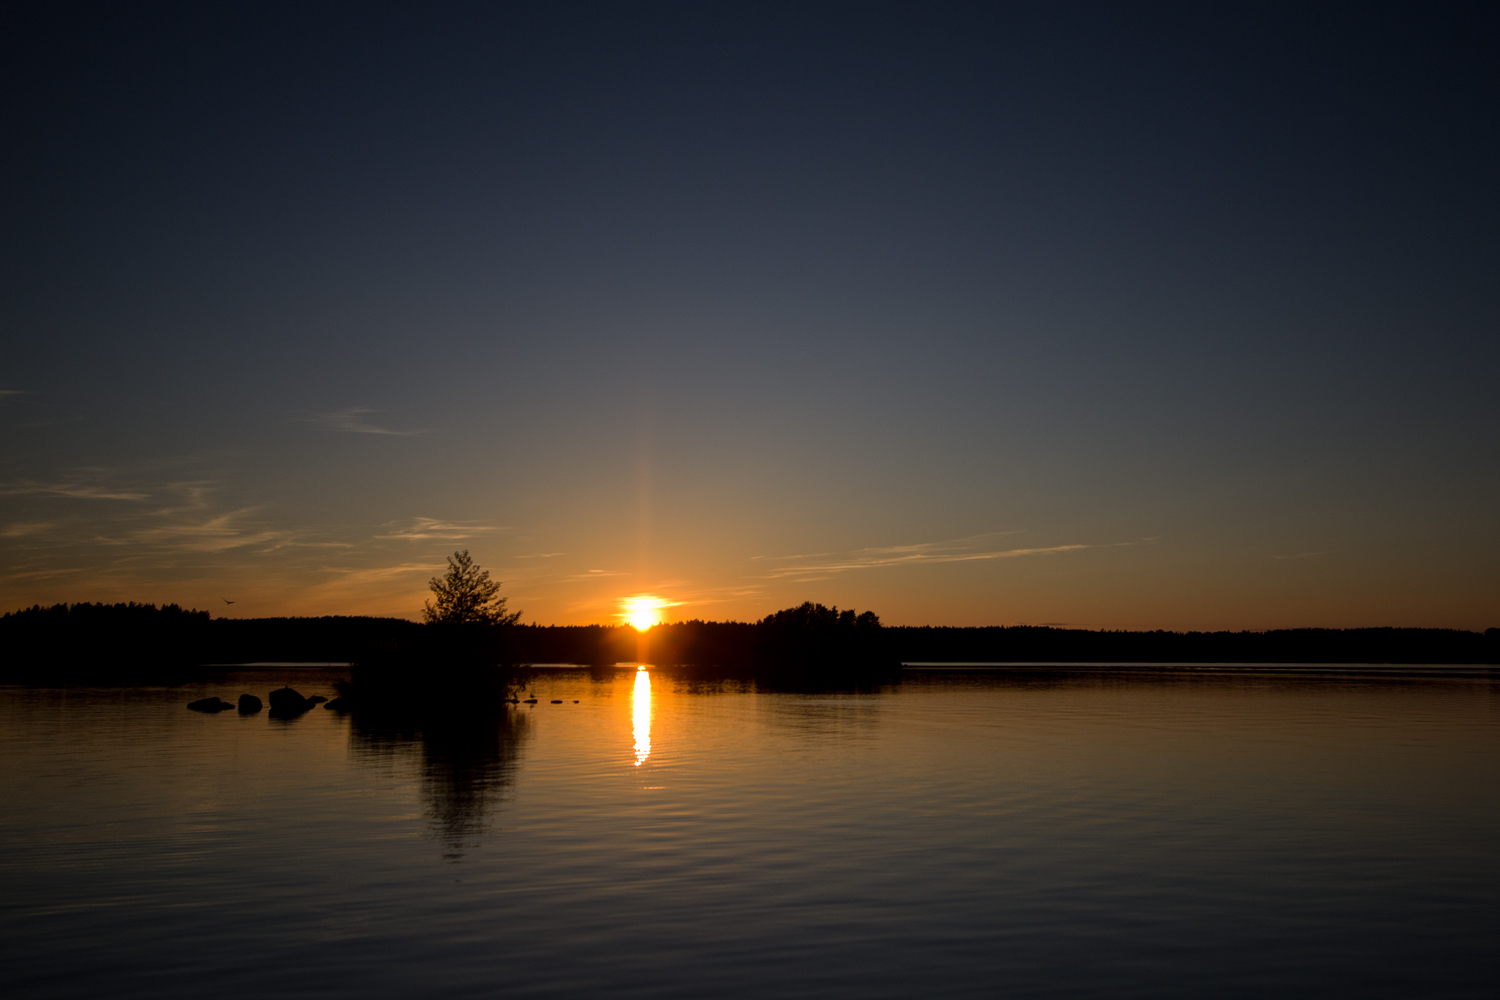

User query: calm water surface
[2,666,1497,998]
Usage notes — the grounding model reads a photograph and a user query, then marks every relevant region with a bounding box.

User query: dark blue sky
[3,2,1497,627]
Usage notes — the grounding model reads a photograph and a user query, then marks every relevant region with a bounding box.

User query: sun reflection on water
[632,667,651,766]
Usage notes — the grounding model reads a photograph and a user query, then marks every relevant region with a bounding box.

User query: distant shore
[2,604,1495,682]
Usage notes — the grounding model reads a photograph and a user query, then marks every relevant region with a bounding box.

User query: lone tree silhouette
[422,550,522,625]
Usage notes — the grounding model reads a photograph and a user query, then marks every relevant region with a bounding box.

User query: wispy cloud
[117,508,287,553]
[0,565,88,582]
[313,407,424,436]
[1271,551,1327,560]
[517,552,564,559]
[0,480,150,501]
[31,480,292,554]
[564,568,626,582]
[1,521,58,538]
[756,532,1143,580]
[0,463,467,613]
[284,562,446,617]
[313,562,443,587]
[377,517,504,541]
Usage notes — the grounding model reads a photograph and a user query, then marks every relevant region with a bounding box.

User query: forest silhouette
[3,599,1497,684]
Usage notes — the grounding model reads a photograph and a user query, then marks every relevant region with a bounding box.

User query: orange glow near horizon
[621,594,669,631]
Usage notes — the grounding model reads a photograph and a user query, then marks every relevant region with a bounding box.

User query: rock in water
[187,696,234,713]
[268,686,314,715]
[307,695,328,704]
[237,694,263,714]
[322,697,350,711]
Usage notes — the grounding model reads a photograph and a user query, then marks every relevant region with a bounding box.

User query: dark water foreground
[1,666,1497,999]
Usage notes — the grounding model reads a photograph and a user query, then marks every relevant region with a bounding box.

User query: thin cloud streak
[1,521,58,538]
[758,533,1140,579]
[377,517,503,541]
[312,562,443,587]
[750,532,1025,564]
[0,481,150,501]
[115,508,287,553]
[564,569,626,582]
[313,407,424,436]
[293,562,445,616]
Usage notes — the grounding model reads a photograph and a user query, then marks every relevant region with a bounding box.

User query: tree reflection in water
[348,701,531,860]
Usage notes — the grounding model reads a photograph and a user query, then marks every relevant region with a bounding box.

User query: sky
[2,1,1497,629]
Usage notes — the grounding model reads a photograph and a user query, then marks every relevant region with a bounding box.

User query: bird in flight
[222,598,235,604]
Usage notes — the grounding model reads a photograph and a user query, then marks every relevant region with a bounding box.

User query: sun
[621,595,669,631]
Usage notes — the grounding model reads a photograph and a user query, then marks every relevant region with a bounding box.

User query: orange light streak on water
[632,668,651,766]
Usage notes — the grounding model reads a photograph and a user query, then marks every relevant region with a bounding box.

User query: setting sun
[621,595,669,631]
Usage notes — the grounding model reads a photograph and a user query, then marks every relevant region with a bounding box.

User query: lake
[2,665,1497,998]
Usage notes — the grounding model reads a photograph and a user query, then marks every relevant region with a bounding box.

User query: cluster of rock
[187,686,347,716]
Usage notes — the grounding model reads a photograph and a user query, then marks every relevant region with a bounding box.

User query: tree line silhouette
[4,601,1497,683]
[3,552,1496,682]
